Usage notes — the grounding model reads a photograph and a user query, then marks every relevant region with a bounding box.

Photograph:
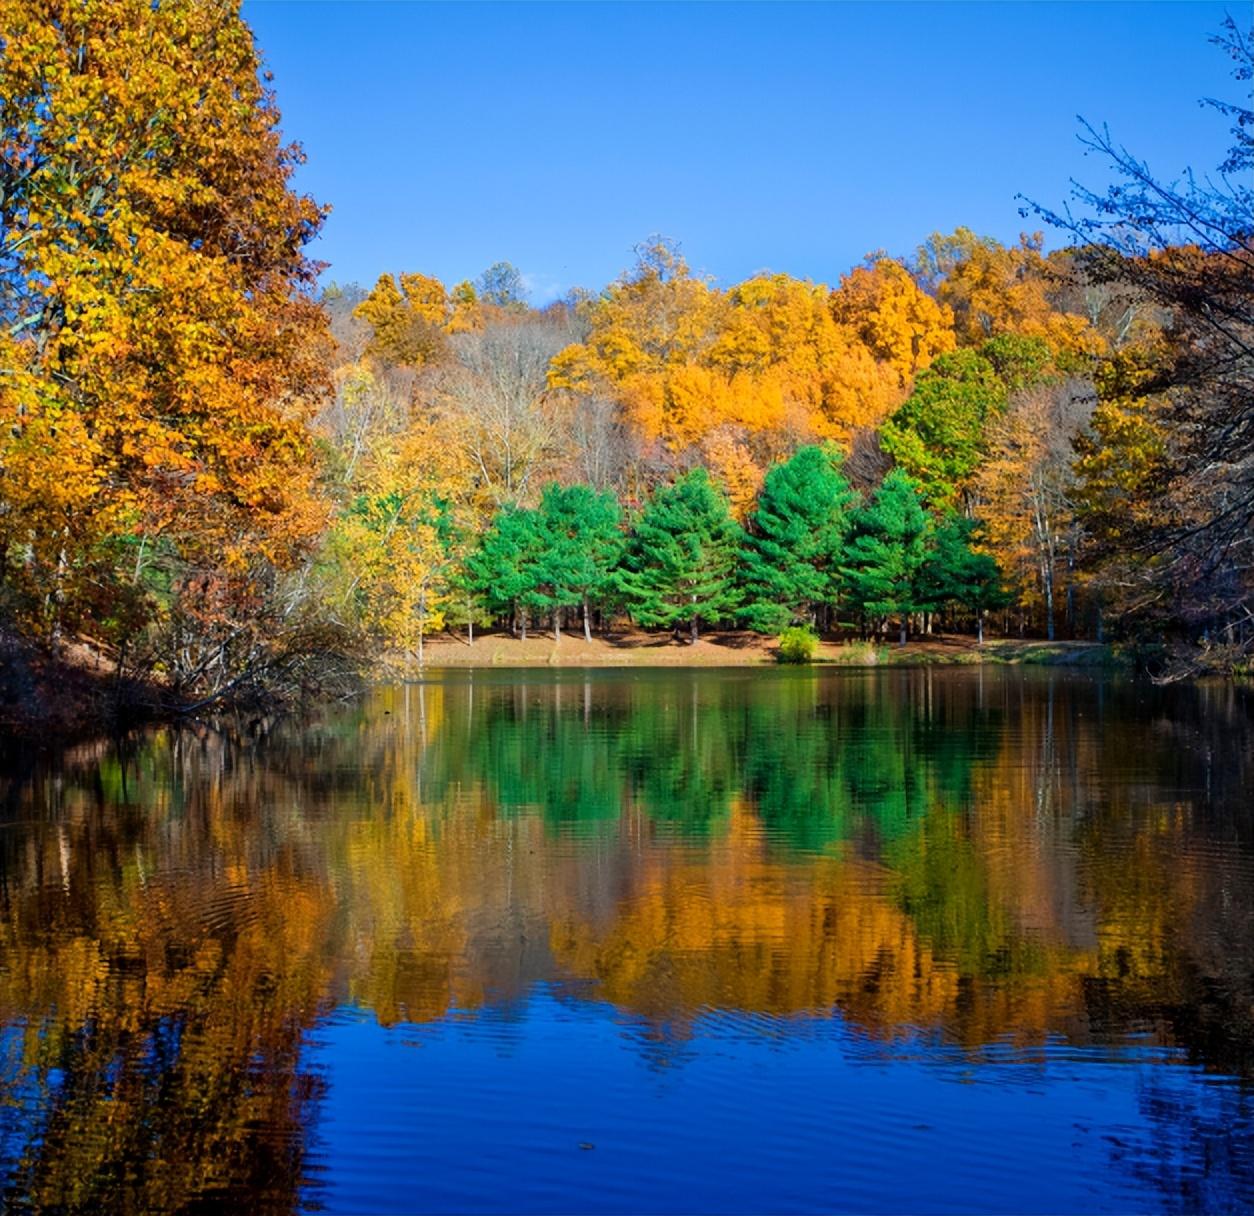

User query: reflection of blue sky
[244,2,1241,300]
[308,989,1245,1214]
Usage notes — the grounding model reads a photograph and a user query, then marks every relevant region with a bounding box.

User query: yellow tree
[830,258,957,389]
[331,420,468,666]
[353,272,451,368]
[551,249,903,470]
[915,229,1104,361]
[0,0,330,653]
[709,273,901,442]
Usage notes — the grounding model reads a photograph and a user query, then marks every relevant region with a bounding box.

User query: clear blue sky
[245,1,1243,301]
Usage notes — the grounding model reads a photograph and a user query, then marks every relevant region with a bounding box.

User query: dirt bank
[415,630,1116,670]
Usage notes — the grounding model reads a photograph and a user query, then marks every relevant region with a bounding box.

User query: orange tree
[0,0,330,674]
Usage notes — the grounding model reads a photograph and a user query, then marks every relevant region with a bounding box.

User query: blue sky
[244,1,1243,301]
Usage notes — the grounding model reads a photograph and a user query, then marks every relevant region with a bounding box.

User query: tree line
[0,2,1249,709]
[441,451,1003,652]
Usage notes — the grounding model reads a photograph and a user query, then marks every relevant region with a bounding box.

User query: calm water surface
[0,668,1252,1213]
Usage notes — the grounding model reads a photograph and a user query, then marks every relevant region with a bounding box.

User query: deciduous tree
[0,0,330,671]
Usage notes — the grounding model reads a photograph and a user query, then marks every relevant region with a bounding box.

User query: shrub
[829,640,885,665]
[777,626,819,664]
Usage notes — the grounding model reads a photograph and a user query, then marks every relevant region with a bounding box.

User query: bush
[829,639,885,665]
[777,626,819,664]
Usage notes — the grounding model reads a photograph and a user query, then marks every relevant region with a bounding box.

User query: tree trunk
[554,606,561,641]
[899,617,907,645]
[1044,561,1055,641]
[690,616,699,644]
[520,607,527,642]
[977,611,984,646]
[417,590,426,669]
[583,596,592,643]
[1066,551,1076,636]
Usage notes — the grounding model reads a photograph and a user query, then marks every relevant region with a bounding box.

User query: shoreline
[410,631,1121,670]
[0,630,1135,749]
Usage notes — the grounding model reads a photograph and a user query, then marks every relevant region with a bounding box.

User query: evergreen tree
[616,469,742,642]
[919,515,1009,644]
[841,471,931,644]
[466,504,547,639]
[534,483,623,641]
[739,445,858,633]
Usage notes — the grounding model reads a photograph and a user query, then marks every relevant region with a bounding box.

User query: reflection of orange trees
[549,805,960,1036]
[0,788,334,1211]
[0,668,1250,1189]
[544,789,1168,1054]
[339,807,554,1026]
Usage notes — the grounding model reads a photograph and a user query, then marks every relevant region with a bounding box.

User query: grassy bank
[416,630,1121,670]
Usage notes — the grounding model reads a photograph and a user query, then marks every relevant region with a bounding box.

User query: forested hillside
[1,2,1250,718]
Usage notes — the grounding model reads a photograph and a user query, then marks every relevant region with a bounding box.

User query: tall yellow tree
[915,229,1103,361]
[0,0,330,648]
[330,420,467,666]
[830,258,956,389]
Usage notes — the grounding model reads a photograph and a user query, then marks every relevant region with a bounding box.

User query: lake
[0,667,1251,1213]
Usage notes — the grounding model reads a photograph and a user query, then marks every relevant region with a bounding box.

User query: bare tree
[550,390,635,492]
[1026,19,1254,663]
[977,379,1096,639]
[429,318,568,505]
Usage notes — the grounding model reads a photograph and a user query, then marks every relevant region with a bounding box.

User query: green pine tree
[534,483,623,641]
[739,444,857,633]
[466,504,547,639]
[616,469,742,642]
[919,515,1009,644]
[841,470,931,644]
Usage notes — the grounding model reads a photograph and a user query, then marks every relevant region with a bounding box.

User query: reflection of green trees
[616,682,738,835]
[886,812,1051,978]
[739,675,851,851]
[411,672,998,854]
[463,699,623,829]
[416,677,742,836]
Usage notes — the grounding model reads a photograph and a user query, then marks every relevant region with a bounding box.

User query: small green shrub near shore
[777,627,819,664]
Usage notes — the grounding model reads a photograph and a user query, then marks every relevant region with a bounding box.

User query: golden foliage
[831,258,957,388]
[0,0,330,636]
[549,262,903,470]
[918,228,1105,360]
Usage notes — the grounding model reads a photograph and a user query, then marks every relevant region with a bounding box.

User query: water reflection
[0,669,1251,1212]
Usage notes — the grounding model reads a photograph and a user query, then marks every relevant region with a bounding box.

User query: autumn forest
[1,2,1252,724]
[3,4,1254,1212]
